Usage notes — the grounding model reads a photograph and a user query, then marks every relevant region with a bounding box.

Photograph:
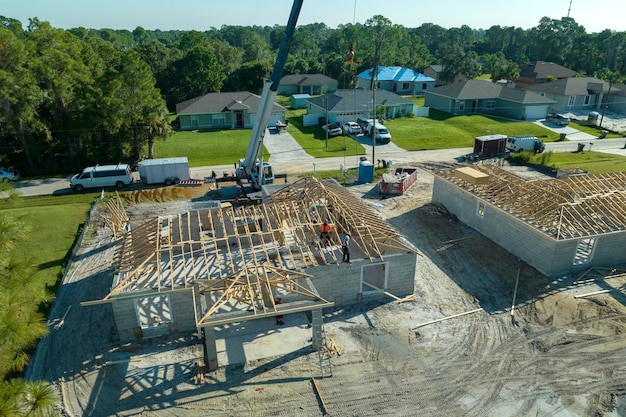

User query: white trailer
[138,157,190,185]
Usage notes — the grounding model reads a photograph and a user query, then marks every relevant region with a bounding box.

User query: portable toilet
[358,160,374,183]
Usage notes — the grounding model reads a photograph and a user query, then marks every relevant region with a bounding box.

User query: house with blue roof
[356,66,435,95]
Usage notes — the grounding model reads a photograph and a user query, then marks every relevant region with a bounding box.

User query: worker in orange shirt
[320,219,332,246]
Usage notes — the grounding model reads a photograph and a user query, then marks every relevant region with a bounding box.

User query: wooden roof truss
[99,177,416,303]
[438,165,626,240]
[195,265,332,327]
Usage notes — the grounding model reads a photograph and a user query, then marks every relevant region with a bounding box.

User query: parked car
[546,113,570,126]
[322,123,342,137]
[342,122,362,135]
[0,167,20,182]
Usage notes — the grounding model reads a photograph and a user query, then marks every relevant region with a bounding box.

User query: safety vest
[321,223,332,233]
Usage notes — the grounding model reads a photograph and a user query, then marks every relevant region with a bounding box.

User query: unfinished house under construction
[85,177,418,369]
[432,165,626,277]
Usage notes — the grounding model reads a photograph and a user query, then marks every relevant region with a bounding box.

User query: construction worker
[342,233,351,263]
[320,219,332,246]
[275,297,284,325]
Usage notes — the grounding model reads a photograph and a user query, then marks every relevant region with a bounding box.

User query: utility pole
[324,94,329,149]
[372,85,376,163]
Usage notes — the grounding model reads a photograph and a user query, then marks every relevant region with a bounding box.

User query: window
[477,202,485,217]
[361,263,387,293]
[486,100,496,109]
[584,95,591,105]
[212,113,225,126]
[402,83,409,90]
[573,238,596,265]
[458,101,465,111]
[422,83,428,90]
[134,295,172,328]
[568,96,575,106]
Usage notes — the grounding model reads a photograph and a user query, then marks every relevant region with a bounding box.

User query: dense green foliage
[0,185,89,415]
[1,13,625,177]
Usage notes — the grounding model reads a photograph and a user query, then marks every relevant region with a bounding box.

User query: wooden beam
[412,308,484,329]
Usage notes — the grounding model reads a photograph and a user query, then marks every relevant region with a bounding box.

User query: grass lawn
[570,121,623,139]
[385,110,562,151]
[150,129,269,167]
[0,193,95,293]
[520,150,626,174]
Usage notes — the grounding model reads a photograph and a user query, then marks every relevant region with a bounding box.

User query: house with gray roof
[524,77,620,114]
[277,74,338,96]
[423,64,467,87]
[357,66,435,95]
[176,92,287,131]
[515,61,577,89]
[424,80,555,120]
[303,89,415,126]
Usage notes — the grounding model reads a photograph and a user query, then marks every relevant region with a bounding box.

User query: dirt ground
[28,163,626,417]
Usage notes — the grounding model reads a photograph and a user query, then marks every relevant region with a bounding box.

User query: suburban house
[433,165,626,277]
[515,61,577,89]
[605,82,626,115]
[524,77,620,114]
[356,66,435,95]
[277,74,338,96]
[303,89,416,126]
[424,80,555,120]
[176,92,287,131]
[423,64,467,87]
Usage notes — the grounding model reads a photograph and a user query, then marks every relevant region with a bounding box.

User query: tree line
[1,14,625,176]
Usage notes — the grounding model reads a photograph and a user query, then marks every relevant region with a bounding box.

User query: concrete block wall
[384,253,417,296]
[433,177,559,276]
[304,252,417,306]
[433,176,626,277]
[305,263,363,305]
[169,289,197,332]
[112,289,196,340]
[112,298,137,341]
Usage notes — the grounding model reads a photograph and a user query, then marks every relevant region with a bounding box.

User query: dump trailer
[474,134,507,157]
[138,157,190,185]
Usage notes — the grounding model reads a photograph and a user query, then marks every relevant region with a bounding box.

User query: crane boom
[238,0,304,189]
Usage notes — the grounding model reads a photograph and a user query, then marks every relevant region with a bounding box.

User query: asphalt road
[10,137,626,197]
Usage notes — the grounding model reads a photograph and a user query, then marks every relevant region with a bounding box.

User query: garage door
[525,105,549,121]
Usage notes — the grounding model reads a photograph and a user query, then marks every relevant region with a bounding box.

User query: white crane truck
[235,0,303,190]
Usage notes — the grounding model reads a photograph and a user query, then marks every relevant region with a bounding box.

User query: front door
[236,112,244,128]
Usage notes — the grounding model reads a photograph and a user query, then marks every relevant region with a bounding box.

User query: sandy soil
[28,163,626,417]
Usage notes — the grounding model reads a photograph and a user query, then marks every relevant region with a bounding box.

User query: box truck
[138,157,190,185]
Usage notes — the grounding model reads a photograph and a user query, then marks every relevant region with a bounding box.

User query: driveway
[264,128,314,163]
[533,120,597,141]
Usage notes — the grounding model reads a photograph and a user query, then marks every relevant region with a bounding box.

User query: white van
[505,136,545,153]
[70,163,133,192]
[371,123,391,144]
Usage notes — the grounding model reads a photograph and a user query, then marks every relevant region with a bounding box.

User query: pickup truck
[546,113,570,126]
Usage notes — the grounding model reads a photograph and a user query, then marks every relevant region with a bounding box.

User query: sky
[2,0,625,34]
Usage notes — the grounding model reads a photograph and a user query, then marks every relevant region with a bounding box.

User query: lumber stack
[325,338,342,357]
[190,360,208,384]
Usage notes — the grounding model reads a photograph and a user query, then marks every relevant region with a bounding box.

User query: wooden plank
[413,308,484,329]
[311,378,329,415]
